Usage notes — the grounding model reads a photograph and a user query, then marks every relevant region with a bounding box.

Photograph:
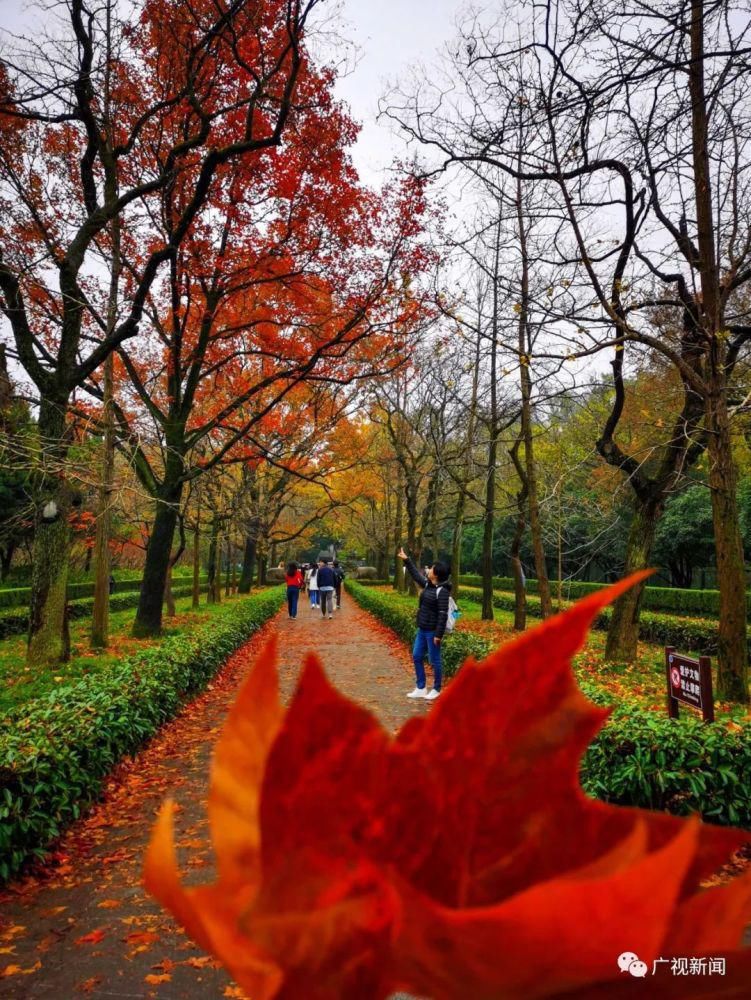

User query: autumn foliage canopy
[143,577,749,997]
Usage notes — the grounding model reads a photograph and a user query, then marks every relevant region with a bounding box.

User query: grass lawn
[368,586,751,725]
[0,591,263,716]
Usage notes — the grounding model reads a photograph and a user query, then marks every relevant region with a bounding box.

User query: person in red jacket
[285,561,304,619]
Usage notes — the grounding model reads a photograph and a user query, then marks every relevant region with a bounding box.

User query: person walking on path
[316,558,336,619]
[397,545,450,701]
[306,563,319,609]
[285,561,304,619]
[333,559,345,609]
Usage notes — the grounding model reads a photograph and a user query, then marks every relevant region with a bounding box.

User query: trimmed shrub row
[0,587,283,881]
[458,574,745,618]
[0,573,205,611]
[0,582,210,640]
[344,580,491,679]
[458,587,734,659]
[0,577,141,610]
[579,683,751,826]
[346,580,751,827]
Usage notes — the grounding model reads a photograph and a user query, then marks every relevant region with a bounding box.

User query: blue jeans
[412,628,442,691]
[310,590,319,606]
[286,585,299,617]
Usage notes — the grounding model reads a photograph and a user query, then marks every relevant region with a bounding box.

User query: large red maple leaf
[144,575,751,998]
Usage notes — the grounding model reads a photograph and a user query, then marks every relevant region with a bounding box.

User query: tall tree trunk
[231,542,237,594]
[132,490,181,636]
[90,354,116,648]
[207,516,220,604]
[164,563,175,618]
[405,474,419,595]
[224,534,232,597]
[481,456,496,622]
[420,474,438,564]
[27,397,73,667]
[509,436,528,631]
[706,385,749,702]
[192,514,201,609]
[516,166,552,618]
[393,471,405,593]
[451,499,465,602]
[90,7,121,651]
[258,551,268,586]
[482,212,502,621]
[452,313,481,603]
[687,0,747,702]
[604,499,660,662]
[238,528,257,594]
[0,544,14,581]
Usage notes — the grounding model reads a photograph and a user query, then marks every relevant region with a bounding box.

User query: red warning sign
[665,648,714,723]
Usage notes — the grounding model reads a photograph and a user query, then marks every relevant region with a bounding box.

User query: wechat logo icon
[617,952,649,978]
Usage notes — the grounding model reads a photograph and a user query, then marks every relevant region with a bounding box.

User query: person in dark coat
[398,546,450,700]
[332,559,345,609]
[316,558,336,619]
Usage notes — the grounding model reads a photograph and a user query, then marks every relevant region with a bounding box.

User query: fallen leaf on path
[36,931,62,953]
[77,976,102,993]
[74,928,107,946]
[0,925,25,941]
[145,972,171,984]
[151,958,176,973]
[97,898,121,909]
[125,931,159,946]
[101,848,134,864]
[0,960,41,977]
[183,954,218,969]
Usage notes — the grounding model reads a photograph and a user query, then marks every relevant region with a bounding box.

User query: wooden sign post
[665,646,715,723]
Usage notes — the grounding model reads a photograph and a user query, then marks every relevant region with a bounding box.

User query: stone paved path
[0,593,430,999]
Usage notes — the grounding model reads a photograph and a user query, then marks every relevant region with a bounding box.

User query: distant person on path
[333,559,345,609]
[397,545,450,701]
[306,564,319,609]
[316,558,336,619]
[285,561,304,620]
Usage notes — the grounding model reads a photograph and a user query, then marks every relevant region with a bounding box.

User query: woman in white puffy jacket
[306,564,319,608]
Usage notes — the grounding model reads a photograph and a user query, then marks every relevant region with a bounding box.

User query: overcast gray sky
[333,0,462,185]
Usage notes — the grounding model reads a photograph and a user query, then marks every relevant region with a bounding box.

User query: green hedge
[580,683,751,826]
[344,580,491,679]
[346,581,751,827]
[0,582,210,640]
[0,587,283,881]
[458,575,746,617]
[0,573,205,611]
[458,587,736,659]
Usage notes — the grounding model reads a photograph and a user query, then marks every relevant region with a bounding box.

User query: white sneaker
[406,687,427,699]
[328,614,333,619]
[426,688,441,700]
